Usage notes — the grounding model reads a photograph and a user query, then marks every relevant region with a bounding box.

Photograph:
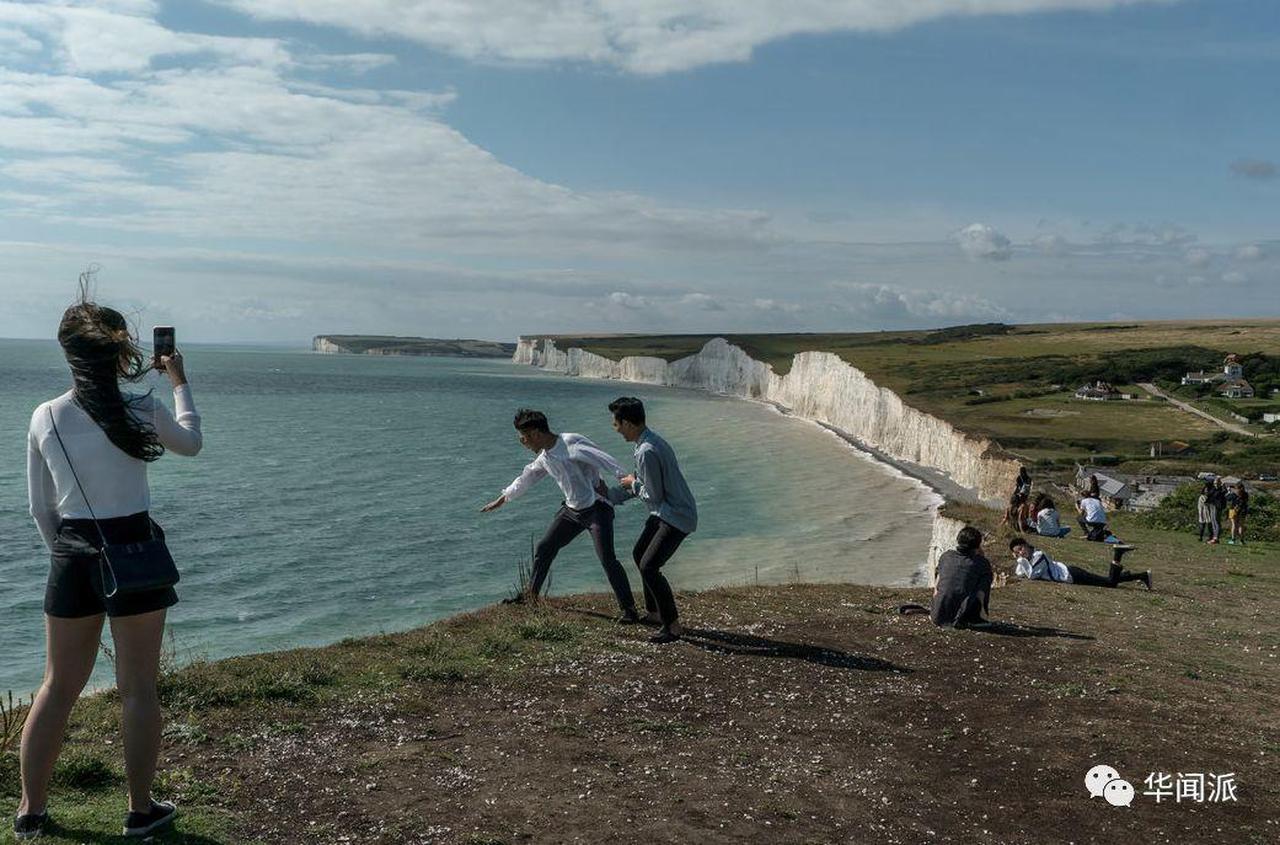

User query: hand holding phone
[152,326,187,387]
[153,326,175,370]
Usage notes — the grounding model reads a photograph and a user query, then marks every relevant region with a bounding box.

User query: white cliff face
[313,337,348,354]
[515,337,1018,499]
[513,337,538,365]
[513,336,1017,577]
[926,514,971,588]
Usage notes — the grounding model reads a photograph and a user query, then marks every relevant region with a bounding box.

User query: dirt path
[1137,382,1257,437]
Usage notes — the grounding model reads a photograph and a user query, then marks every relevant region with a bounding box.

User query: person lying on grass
[1009,537,1151,591]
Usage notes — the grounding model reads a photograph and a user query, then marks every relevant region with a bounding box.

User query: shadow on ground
[682,627,910,672]
[561,606,908,672]
[47,820,226,845]
[962,621,1094,640]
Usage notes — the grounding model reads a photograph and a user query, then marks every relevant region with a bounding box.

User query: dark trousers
[633,516,687,625]
[1077,518,1109,542]
[531,501,635,611]
[1066,563,1142,588]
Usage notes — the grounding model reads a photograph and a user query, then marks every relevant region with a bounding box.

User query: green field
[536,321,1280,477]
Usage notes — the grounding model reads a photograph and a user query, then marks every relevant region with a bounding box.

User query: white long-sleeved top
[27,386,202,550]
[1014,549,1072,583]
[501,433,626,511]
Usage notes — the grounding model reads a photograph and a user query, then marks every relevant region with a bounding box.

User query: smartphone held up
[153,325,175,370]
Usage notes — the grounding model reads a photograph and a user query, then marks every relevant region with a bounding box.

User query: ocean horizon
[1,339,936,694]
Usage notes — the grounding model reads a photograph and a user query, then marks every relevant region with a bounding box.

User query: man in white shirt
[482,408,639,621]
[1009,537,1150,590]
[1075,494,1118,543]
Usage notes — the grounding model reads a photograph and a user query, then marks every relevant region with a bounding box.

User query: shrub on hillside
[1138,483,1280,541]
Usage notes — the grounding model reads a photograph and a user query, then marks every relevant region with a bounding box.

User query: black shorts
[45,511,179,619]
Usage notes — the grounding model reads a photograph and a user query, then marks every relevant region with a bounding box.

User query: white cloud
[754,298,802,314]
[0,47,771,255]
[608,291,651,310]
[1236,244,1264,261]
[832,282,1009,323]
[294,52,398,73]
[1221,271,1248,286]
[1185,247,1213,268]
[0,1,289,73]
[1096,222,1196,247]
[1033,233,1069,256]
[681,292,724,311]
[214,0,1170,75]
[955,222,1013,261]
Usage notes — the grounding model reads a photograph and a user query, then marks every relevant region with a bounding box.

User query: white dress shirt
[502,433,626,510]
[28,387,203,549]
[1015,549,1072,583]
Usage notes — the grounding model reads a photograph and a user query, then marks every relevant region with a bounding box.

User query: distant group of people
[16,291,700,840]
[1004,468,1120,544]
[1197,477,1249,545]
[932,466,1157,628]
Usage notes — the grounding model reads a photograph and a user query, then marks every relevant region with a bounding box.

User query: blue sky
[0,0,1276,342]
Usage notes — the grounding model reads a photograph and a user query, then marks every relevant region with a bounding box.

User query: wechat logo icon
[1086,764,1135,807]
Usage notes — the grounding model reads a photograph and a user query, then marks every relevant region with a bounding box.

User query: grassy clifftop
[315,335,516,358]
[533,321,1280,478]
[3,508,1277,843]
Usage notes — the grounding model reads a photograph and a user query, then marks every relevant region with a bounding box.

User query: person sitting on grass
[1009,537,1151,590]
[930,526,993,629]
[1076,491,1120,543]
[1032,495,1070,538]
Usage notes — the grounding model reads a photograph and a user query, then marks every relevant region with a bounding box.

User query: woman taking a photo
[15,289,202,840]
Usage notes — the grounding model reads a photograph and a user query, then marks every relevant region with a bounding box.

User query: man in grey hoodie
[606,397,698,644]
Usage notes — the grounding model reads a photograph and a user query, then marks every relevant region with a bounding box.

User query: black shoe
[123,800,177,838]
[13,812,48,841]
[616,608,642,625]
[649,623,683,644]
[1111,544,1136,565]
[500,593,526,605]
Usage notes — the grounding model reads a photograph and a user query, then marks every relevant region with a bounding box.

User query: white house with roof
[1182,354,1255,398]
[1074,380,1121,401]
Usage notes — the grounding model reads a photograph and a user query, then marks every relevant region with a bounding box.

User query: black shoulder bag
[48,408,180,599]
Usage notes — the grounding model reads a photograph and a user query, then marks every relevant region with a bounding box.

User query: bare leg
[19,614,105,816]
[109,609,167,813]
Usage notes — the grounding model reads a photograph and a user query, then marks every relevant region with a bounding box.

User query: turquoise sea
[0,339,936,694]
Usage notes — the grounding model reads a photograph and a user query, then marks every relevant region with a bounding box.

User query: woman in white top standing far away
[15,286,202,841]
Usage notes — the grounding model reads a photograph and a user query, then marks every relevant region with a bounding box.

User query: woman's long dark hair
[58,275,163,462]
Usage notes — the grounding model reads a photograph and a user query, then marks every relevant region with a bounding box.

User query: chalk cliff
[313,337,347,354]
[514,336,1019,582]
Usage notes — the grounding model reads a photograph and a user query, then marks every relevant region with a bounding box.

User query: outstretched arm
[568,439,627,479]
[485,460,547,512]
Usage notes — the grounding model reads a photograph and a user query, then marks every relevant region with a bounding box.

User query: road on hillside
[1138,382,1257,438]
